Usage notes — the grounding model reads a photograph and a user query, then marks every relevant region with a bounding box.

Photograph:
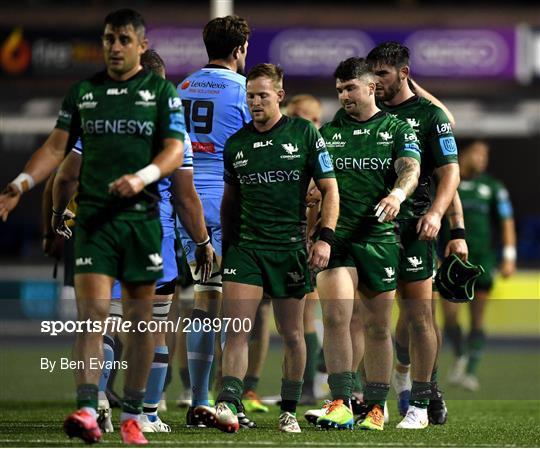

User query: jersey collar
[247,115,289,134]
[381,95,420,110]
[343,110,386,125]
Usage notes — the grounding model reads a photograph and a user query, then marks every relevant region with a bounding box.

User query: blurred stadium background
[0,0,538,443]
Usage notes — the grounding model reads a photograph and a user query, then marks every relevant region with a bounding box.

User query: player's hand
[417,211,442,240]
[445,239,468,261]
[374,195,401,223]
[306,186,322,208]
[108,174,145,198]
[42,233,65,259]
[309,240,331,271]
[51,208,75,239]
[0,184,21,222]
[500,259,516,278]
[194,243,215,284]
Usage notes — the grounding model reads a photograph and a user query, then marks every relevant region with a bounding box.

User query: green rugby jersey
[378,96,458,218]
[55,69,184,222]
[445,174,513,258]
[320,111,421,243]
[223,116,335,250]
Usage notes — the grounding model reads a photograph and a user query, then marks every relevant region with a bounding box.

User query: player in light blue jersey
[176,16,257,428]
[53,49,214,435]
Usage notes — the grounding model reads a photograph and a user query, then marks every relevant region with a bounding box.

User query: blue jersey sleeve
[494,182,513,219]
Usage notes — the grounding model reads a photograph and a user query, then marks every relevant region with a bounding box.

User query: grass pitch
[0,344,539,446]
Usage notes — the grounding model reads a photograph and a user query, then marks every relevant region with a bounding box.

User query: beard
[379,79,402,102]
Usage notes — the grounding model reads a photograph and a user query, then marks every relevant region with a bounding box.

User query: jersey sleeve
[178,132,193,170]
[223,139,239,185]
[55,83,82,139]
[157,80,185,142]
[71,137,83,155]
[394,120,422,164]
[427,106,458,167]
[237,84,251,125]
[306,122,335,180]
[492,180,513,220]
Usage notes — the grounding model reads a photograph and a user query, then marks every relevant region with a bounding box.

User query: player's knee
[409,314,434,336]
[322,308,349,329]
[280,328,303,351]
[364,320,391,341]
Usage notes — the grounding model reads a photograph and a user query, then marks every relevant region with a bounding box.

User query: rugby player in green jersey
[312,57,421,431]
[442,139,516,392]
[2,9,188,445]
[365,42,467,428]
[194,64,339,433]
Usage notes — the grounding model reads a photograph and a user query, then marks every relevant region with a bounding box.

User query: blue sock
[98,334,115,393]
[143,345,169,420]
[187,309,215,407]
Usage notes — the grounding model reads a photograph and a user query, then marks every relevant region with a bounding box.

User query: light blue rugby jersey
[72,134,193,239]
[177,65,251,195]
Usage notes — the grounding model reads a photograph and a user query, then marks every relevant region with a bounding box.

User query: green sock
[410,381,432,409]
[467,329,486,375]
[244,375,259,392]
[352,371,363,393]
[364,382,389,409]
[76,384,98,411]
[304,332,319,383]
[122,387,145,415]
[281,378,303,414]
[217,376,243,408]
[328,372,353,401]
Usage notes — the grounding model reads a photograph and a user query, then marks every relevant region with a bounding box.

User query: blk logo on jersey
[75,257,92,266]
[107,88,128,95]
[353,129,370,135]
[224,268,237,275]
[287,271,304,285]
[253,140,272,148]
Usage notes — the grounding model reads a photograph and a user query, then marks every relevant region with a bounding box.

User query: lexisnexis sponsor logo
[189,80,228,89]
[82,119,155,136]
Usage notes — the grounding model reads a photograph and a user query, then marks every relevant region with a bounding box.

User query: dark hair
[203,15,250,60]
[104,9,146,36]
[457,138,489,154]
[141,49,165,74]
[246,63,284,89]
[333,57,373,82]
[366,41,410,69]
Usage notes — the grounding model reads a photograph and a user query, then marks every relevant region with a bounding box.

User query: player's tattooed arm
[446,191,465,229]
[394,156,421,198]
[444,191,468,261]
[374,156,419,223]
